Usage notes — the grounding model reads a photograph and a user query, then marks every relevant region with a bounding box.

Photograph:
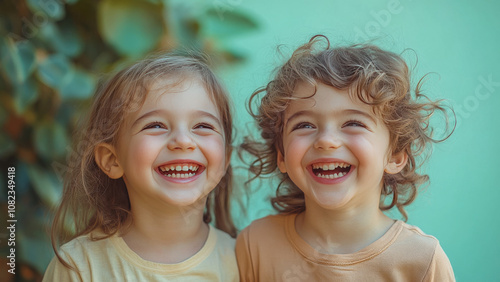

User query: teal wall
[222,0,500,281]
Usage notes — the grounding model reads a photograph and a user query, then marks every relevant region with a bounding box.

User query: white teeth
[160,164,200,172]
[316,172,347,179]
[165,172,196,179]
[313,163,350,170]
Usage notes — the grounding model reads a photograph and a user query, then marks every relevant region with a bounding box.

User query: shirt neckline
[284,213,403,266]
[110,224,217,274]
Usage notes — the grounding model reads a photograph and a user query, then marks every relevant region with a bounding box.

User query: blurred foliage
[0,0,258,280]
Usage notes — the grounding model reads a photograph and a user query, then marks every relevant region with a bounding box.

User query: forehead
[287,82,374,113]
[154,77,212,101]
[127,78,220,120]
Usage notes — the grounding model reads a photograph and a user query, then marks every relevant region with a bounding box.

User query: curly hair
[242,35,454,221]
[51,53,236,270]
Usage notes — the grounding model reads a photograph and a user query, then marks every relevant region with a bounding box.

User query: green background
[1,0,499,281]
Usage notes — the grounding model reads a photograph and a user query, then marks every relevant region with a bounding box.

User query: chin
[161,189,208,207]
[308,190,353,210]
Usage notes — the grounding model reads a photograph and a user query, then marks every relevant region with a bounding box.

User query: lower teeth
[166,173,195,179]
[317,172,346,179]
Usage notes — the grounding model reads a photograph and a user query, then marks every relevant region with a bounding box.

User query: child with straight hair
[43,54,239,281]
[236,35,455,281]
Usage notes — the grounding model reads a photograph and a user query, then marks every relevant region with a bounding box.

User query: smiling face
[108,77,228,209]
[277,82,405,212]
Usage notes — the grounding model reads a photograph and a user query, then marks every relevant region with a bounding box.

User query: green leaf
[27,0,65,20]
[37,54,71,88]
[34,121,69,160]
[0,132,16,158]
[0,38,36,84]
[98,0,165,57]
[167,2,202,49]
[0,105,7,125]
[59,68,95,99]
[220,45,246,63]
[204,8,259,38]
[39,21,83,57]
[18,221,55,274]
[16,161,32,196]
[27,164,63,208]
[14,77,39,113]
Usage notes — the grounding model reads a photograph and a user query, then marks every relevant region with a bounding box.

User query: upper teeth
[159,164,200,172]
[312,163,350,170]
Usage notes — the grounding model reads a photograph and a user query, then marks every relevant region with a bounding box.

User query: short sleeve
[235,227,256,282]
[422,243,455,282]
[42,253,83,282]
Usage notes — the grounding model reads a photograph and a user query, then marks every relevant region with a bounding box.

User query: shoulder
[393,222,455,281]
[59,232,114,258]
[43,232,115,282]
[235,214,291,281]
[397,222,441,250]
[212,226,236,252]
[238,213,288,238]
[236,213,290,253]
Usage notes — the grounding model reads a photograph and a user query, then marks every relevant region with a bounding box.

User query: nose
[167,129,196,151]
[313,130,342,150]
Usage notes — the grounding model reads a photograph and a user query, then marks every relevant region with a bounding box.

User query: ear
[94,143,124,179]
[277,149,287,173]
[384,151,408,174]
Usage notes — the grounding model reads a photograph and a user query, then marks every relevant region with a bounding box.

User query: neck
[121,197,210,264]
[296,197,394,254]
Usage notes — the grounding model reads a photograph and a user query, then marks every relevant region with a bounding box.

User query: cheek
[126,137,163,166]
[283,136,310,166]
[348,136,373,156]
[348,135,389,168]
[200,136,227,169]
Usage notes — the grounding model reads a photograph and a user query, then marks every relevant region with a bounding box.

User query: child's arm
[235,227,257,282]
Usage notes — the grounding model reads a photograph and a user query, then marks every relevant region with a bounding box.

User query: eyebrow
[132,110,163,128]
[285,110,314,127]
[194,110,223,126]
[343,109,378,125]
[285,109,378,126]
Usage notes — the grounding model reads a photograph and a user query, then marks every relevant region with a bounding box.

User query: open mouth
[311,162,352,179]
[157,163,204,179]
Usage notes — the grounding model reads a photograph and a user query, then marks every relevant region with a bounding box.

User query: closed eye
[343,120,367,128]
[292,122,315,131]
[194,122,216,130]
[143,121,166,130]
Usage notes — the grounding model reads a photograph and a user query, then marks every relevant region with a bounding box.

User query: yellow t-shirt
[236,213,455,282]
[43,225,238,281]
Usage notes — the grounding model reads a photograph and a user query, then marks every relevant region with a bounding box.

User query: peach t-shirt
[236,213,454,281]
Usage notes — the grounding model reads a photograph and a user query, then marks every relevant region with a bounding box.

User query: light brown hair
[51,54,236,269]
[242,35,453,220]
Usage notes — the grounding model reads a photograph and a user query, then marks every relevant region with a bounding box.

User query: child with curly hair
[236,35,455,281]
